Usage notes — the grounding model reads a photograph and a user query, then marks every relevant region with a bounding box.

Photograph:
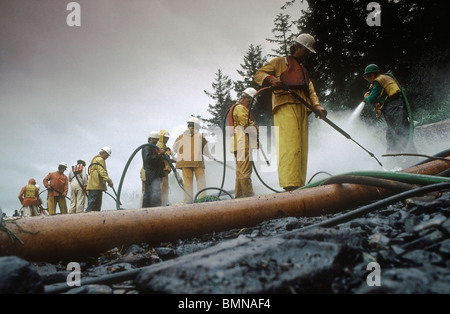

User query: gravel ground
[1,189,449,294]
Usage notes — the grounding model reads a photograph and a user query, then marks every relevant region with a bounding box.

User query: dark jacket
[142,145,165,180]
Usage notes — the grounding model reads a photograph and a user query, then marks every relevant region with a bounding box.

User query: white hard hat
[101,146,112,156]
[242,87,257,98]
[59,162,68,168]
[188,117,201,126]
[294,33,316,54]
[163,131,170,138]
[148,131,159,139]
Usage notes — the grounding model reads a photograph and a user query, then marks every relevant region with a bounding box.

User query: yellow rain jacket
[173,129,210,169]
[87,155,110,191]
[230,104,259,153]
[254,56,321,188]
[156,129,173,174]
[229,103,258,198]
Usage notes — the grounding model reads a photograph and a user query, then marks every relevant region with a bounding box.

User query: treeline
[203,0,449,128]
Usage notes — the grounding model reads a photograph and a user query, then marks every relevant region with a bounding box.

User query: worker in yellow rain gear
[228,88,259,198]
[173,117,214,203]
[86,147,113,212]
[254,33,327,191]
[156,129,175,206]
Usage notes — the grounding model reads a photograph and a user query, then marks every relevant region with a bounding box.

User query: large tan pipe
[1,158,449,262]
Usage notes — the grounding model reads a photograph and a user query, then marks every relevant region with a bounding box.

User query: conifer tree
[234,44,267,95]
[266,13,297,58]
[233,44,272,126]
[203,69,234,127]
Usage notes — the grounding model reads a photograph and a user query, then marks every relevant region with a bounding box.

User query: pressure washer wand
[213,158,236,171]
[286,88,383,167]
[46,187,71,201]
[248,86,273,167]
[110,186,122,206]
[258,144,270,167]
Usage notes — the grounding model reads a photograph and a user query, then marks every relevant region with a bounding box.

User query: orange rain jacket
[43,171,69,197]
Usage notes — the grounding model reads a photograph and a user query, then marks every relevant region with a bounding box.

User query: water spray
[285,88,383,168]
[348,101,366,124]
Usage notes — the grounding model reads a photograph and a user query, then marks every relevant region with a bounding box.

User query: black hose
[307,171,333,184]
[193,187,234,202]
[437,168,450,177]
[298,181,450,232]
[414,148,450,166]
[218,106,232,198]
[44,268,142,294]
[116,143,189,210]
[322,175,418,191]
[245,87,283,193]
[286,88,383,167]
[87,162,120,204]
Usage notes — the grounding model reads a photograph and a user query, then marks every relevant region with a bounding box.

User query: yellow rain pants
[182,167,206,203]
[254,56,320,189]
[47,196,68,215]
[234,150,254,198]
[273,103,309,189]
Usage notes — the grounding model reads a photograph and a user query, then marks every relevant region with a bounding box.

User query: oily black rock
[0,256,44,294]
[3,190,450,294]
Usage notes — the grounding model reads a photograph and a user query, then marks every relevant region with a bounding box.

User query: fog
[114,106,449,211]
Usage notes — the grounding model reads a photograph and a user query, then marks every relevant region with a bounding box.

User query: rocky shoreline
[1,188,449,294]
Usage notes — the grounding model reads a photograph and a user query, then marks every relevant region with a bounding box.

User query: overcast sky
[1,0,308,215]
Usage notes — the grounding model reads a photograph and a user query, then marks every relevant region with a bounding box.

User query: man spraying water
[363,64,417,167]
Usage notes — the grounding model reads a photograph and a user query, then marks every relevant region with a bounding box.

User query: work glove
[108,179,113,188]
[313,104,327,119]
[363,91,371,103]
[265,76,283,90]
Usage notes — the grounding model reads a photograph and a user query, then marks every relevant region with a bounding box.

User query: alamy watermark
[366,2,381,27]
[366,262,381,286]
[66,262,81,287]
[66,2,381,28]
[64,261,382,288]
[66,2,81,27]
[173,125,279,172]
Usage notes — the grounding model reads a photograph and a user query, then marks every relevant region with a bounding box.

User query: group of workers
[18,147,114,217]
[17,33,414,216]
[253,33,413,191]
[141,121,214,207]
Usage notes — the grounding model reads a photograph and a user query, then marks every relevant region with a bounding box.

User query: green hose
[299,181,450,231]
[300,170,450,190]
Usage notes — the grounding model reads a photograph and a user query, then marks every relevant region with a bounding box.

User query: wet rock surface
[0,256,44,293]
[1,191,449,294]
